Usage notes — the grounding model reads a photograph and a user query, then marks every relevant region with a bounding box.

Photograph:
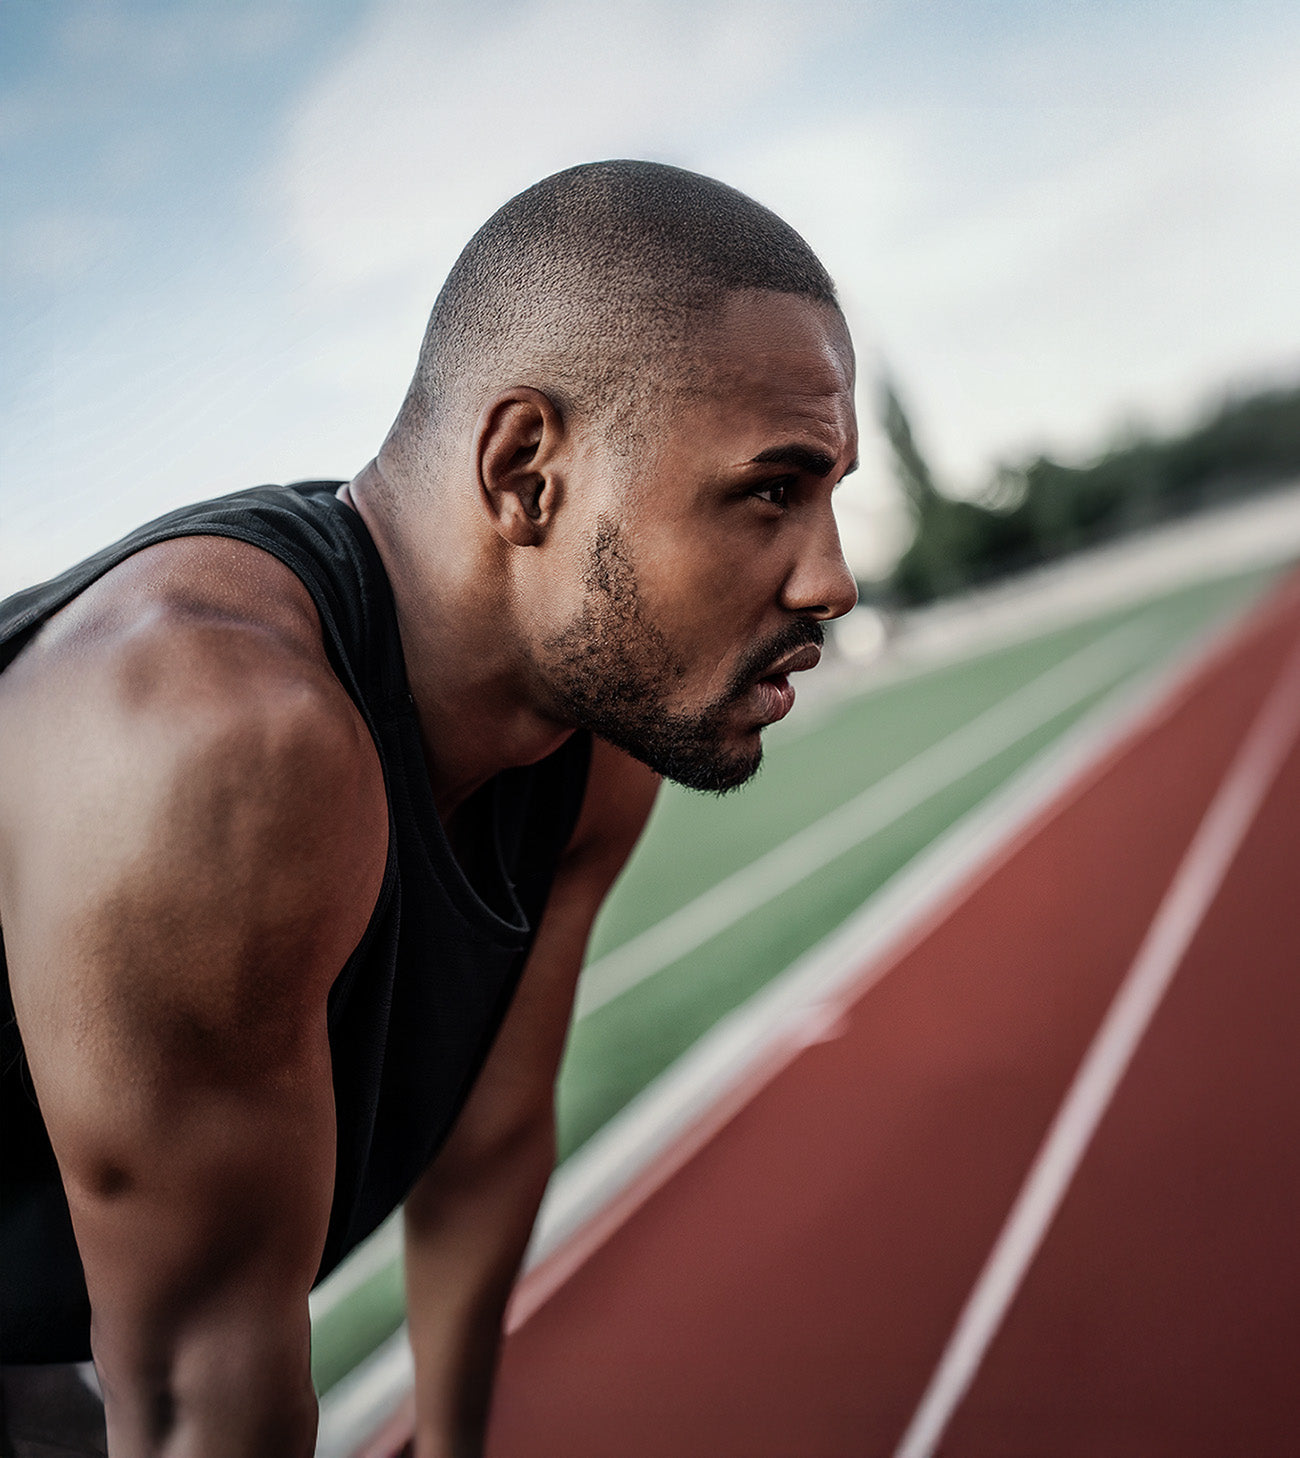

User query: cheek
[641,550,737,638]
[524,571,586,644]
[661,538,778,623]
[624,504,787,667]
[639,558,775,697]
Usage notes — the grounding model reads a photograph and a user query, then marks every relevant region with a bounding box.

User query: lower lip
[751,674,795,725]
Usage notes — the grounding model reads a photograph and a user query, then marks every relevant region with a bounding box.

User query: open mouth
[750,643,822,725]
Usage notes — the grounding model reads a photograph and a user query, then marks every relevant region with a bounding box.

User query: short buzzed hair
[391,159,840,457]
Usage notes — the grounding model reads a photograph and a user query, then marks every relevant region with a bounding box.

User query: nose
[780,506,859,620]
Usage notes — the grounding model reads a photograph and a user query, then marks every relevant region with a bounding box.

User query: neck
[343,461,573,822]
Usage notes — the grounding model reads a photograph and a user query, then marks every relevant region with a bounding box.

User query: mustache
[729,618,825,696]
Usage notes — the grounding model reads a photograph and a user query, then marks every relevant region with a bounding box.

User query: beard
[540,516,823,794]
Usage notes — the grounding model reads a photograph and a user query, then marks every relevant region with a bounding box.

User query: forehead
[669,290,857,459]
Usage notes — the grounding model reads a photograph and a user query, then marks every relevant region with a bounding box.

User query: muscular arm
[400,737,659,1458]
[0,540,387,1455]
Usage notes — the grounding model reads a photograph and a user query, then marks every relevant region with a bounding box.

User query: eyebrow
[749,445,858,479]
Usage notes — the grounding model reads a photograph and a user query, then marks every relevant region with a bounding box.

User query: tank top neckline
[326,490,533,948]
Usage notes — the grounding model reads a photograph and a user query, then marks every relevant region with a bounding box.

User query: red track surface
[485,574,1300,1458]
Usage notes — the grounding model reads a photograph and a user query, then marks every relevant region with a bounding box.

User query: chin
[652,733,764,796]
[555,668,766,794]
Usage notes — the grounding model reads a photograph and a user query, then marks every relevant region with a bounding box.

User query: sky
[3,0,1298,594]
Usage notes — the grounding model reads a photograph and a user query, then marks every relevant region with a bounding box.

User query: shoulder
[2,531,371,769]
[5,531,328,686]
[0,534,387,1050]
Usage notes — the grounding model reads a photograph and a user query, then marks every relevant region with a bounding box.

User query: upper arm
[0,540,388,1385]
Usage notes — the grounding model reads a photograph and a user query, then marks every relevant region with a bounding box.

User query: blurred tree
[879,375,941,516]
[880,374,1031,604]
[883,378,1300,606]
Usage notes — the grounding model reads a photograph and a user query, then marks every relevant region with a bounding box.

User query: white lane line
[313,601,1253,1340]
[575,622,1157,1019]
[518,620,1217,1293]
[307,1211,402,1326]
[892,637,1300,1458]
[314,1327,414,1458]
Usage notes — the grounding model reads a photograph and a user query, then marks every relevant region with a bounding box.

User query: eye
[752,478,793,508]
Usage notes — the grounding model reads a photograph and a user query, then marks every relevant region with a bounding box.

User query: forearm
[401,745,659,1457]
[403,1120,557,1458]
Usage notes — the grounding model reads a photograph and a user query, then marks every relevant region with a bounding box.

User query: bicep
[35,988,336,1365]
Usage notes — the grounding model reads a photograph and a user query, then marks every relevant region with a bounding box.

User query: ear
[474,388,565,547]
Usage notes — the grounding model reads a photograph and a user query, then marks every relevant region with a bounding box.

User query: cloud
[268,0,914,575]
[262,0,905,568]
[277,0,864,294]
[889,51,1300,480]
[266,0,1300,573]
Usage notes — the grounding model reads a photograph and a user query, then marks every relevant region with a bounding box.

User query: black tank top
[0,482,591,1362]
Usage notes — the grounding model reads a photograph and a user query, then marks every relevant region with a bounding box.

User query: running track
[468,571,1300,1458]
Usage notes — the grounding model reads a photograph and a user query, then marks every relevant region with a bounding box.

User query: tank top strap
[1,481,408,725]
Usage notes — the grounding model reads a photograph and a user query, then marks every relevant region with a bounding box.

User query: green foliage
[882,378,1300,606]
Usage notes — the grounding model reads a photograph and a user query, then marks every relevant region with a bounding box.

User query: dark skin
[0,288,857,1457]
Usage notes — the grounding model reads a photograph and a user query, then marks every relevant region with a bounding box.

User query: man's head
[392,159,842,458]
[378,161,859,793]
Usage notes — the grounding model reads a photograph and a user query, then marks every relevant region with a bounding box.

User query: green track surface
[312,563,1280,1395]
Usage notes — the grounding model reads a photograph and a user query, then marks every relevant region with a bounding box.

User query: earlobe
[475,389,564,547]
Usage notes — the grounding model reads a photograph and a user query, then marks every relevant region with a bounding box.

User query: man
[0,159,858,1456]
